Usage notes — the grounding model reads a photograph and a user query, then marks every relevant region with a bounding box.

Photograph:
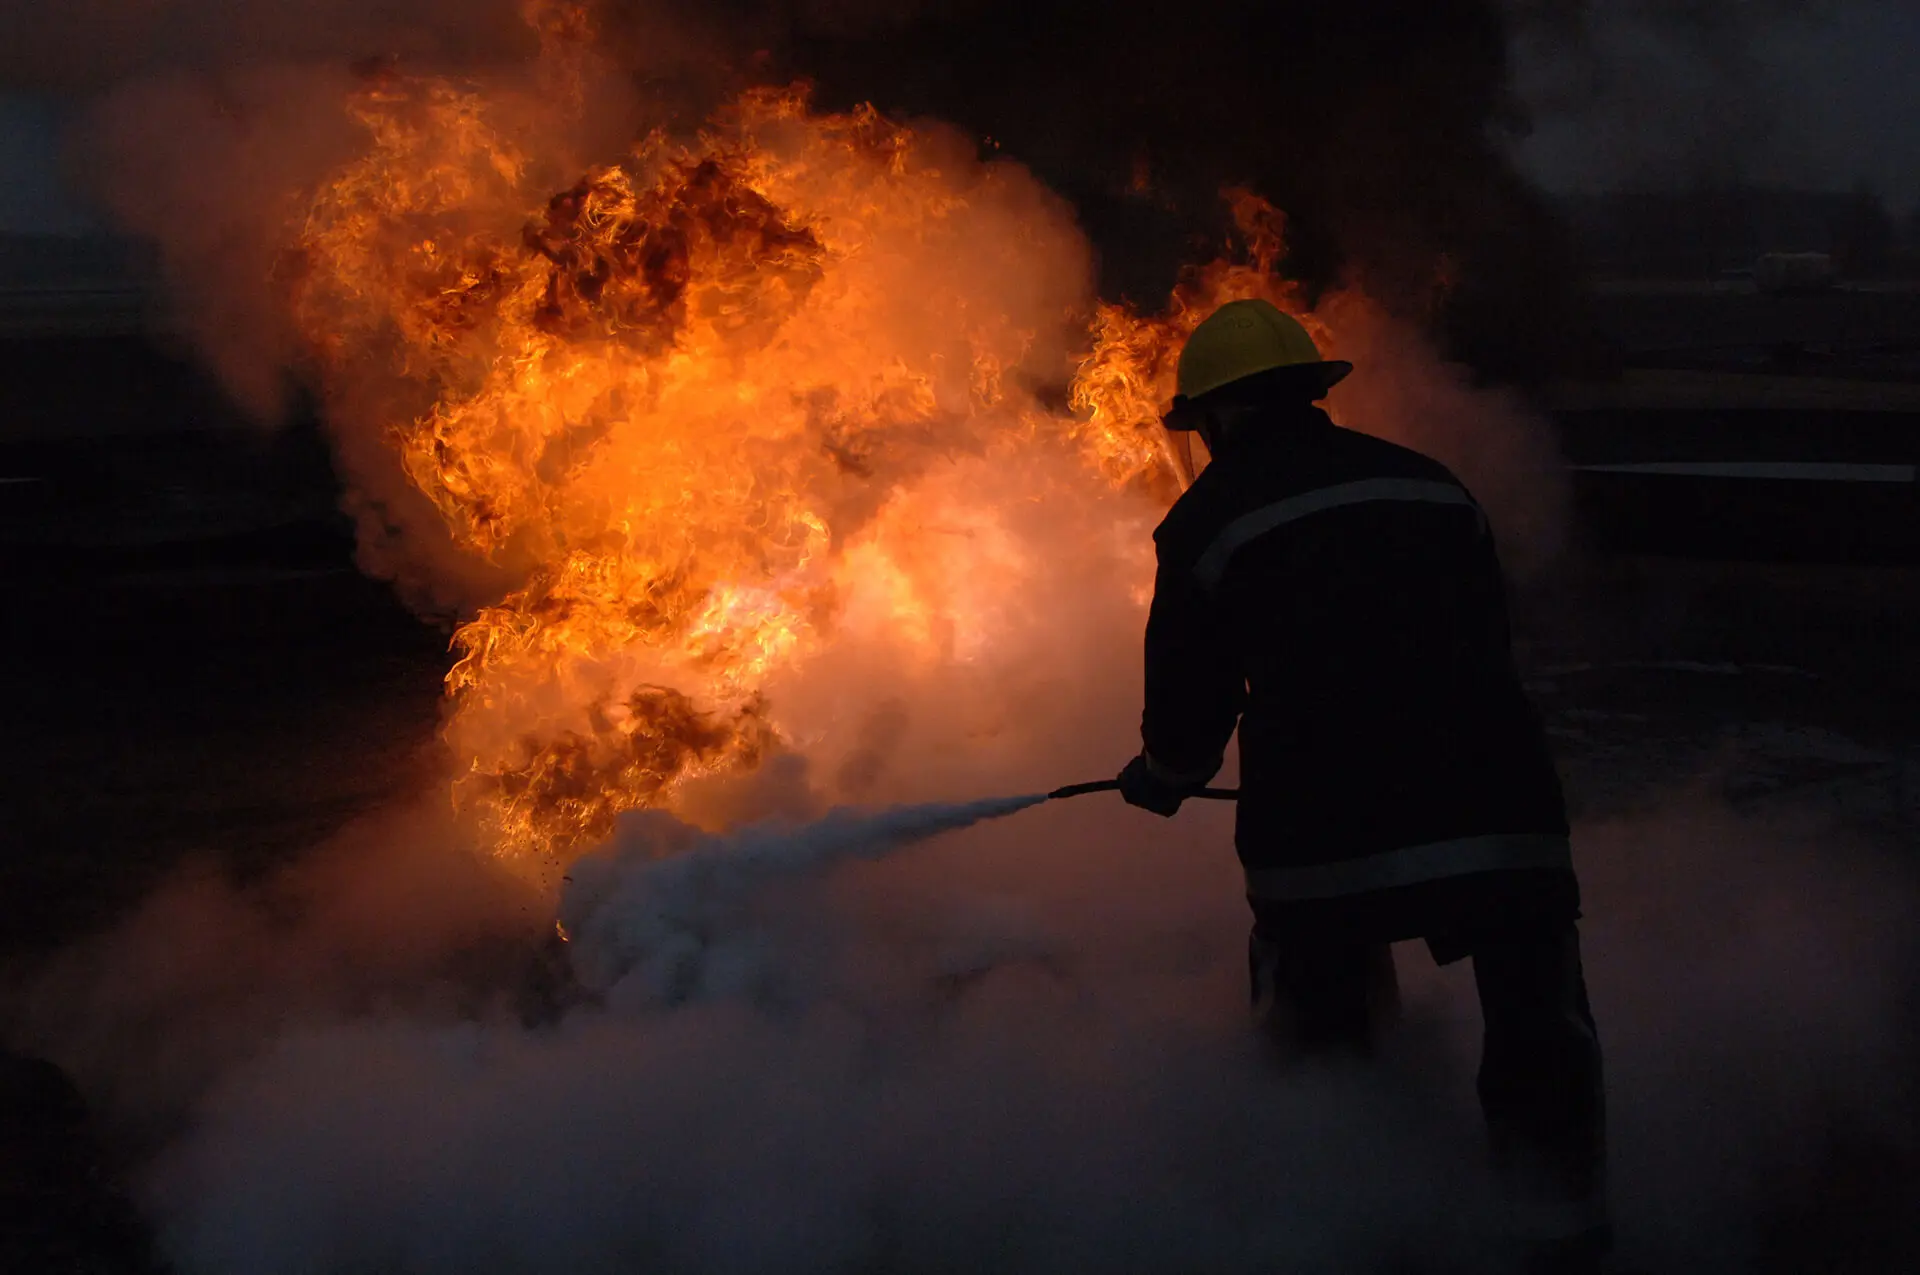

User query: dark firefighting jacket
[1142,405,1578,949]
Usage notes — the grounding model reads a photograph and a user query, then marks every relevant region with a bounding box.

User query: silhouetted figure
[1117,300,1607,1272]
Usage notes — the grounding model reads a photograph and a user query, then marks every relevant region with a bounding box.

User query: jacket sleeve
[1141,542,1247,783]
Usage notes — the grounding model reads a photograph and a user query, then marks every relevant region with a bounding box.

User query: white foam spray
[560,794,1049,1011]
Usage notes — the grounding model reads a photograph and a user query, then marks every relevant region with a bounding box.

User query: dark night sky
[0,0,1912,230]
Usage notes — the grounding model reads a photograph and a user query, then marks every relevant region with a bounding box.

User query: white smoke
[4,724,1914,1274]
[3,754,1904,1275]
[129,790,1511,1275]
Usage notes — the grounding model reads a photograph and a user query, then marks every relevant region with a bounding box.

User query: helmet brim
[1161,360,1354,431]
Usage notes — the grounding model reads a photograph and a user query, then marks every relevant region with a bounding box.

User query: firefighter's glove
[1118,753,1190,818]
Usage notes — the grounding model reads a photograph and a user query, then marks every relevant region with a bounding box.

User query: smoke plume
[1509,0,1918,206]
[7,760,1915,1272]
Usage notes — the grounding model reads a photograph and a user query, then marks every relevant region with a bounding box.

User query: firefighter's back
[1156,408,1570,933]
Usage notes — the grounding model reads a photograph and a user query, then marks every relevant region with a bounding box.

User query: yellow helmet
[1164,299,1350,430]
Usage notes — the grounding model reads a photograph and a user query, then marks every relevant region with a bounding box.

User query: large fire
[288,3,1328,865]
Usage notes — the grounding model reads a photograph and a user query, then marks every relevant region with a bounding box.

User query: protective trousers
[1249,921,1608,1261]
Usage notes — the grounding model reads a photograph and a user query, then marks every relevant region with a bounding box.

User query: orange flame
[1069,190,1338,485]
[289,6,1325,864]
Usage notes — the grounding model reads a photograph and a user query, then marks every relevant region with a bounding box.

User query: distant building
[1560,187,1896,280]
[0,234,155,291]
[0,234,159,336]
[1753,252,1836,295]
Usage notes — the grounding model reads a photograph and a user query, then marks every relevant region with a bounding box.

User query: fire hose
[1047,780,1240,801]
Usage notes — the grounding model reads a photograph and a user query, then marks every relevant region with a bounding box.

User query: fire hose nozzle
[1047,779,1240,801]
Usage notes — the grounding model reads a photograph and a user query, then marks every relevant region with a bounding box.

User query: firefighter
[1116,299,1608,1270]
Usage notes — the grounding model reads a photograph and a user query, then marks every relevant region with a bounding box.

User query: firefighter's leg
[1250,925,1399,1055]
[1471,923,1609,1269]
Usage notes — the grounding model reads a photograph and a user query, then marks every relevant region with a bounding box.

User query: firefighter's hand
[1117,754,1188,817]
